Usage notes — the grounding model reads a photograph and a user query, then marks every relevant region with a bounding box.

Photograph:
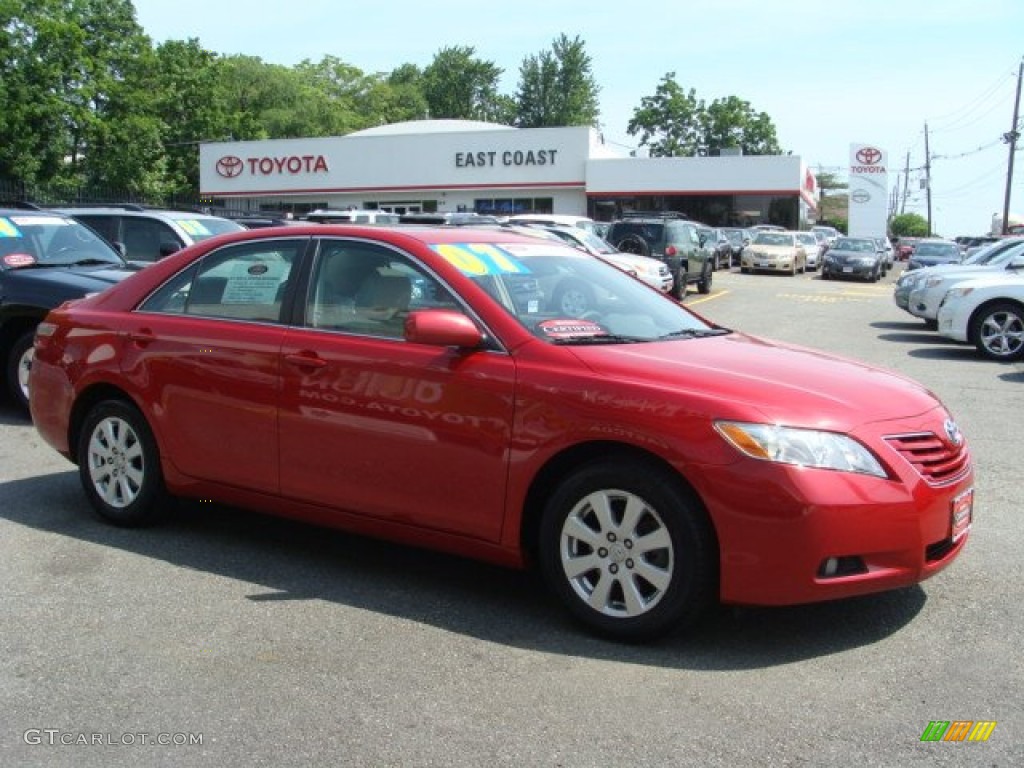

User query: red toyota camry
[29,225,973,640]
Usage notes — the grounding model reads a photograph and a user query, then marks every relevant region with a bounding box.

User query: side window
[139,239,302,323]
[307,239,459,338]
[122,218,176,263]
[74,215,120,247]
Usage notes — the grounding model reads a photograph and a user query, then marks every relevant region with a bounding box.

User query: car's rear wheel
[538,460,717,641]
[970,302,1024,361]
[77,400,169,526]
[5,329,35,412]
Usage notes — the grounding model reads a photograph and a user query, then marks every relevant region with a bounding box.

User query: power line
[927,64,1018,131]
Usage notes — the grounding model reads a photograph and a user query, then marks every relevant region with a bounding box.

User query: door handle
[284,352,327,369]
[127,329,155,344]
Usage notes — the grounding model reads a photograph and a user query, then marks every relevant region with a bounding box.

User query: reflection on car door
[277,239,517,541]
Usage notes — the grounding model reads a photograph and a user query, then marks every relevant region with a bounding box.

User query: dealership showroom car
[30,224,973,641]
[936,273,1024,361]
[820,236,885,281]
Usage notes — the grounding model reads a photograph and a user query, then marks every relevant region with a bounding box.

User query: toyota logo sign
[216,155,244,178]
[855,147,883,165]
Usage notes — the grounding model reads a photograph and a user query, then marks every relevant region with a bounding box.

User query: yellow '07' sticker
[432,243,531,276]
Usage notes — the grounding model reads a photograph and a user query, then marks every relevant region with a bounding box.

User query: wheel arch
[68,383,146,466]
[966,296,1024,345]
[519,440,718,565]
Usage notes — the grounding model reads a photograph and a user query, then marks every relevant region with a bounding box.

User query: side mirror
[404,309,484,348]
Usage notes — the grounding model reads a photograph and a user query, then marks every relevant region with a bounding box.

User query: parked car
[398,212,501,226]
[698,227,733,271]
[720,227,751,267]
[0,207,136,410]
[605,213,713,298]
[795,231,824,270]
[904,240,1024,327]
[30,224,973,641]
[525,224,673,293]
[810,225,840,249]
[874,237,895,273]
[303,209,401,225]
[906,239,962,271]
[936,274,1024,360]
[740,230,807,275]
[507,214,601,236]
[893,236,1024,314]
[55,205,245,266]
[821,237,885,281]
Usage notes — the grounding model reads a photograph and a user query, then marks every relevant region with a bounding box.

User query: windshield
[833,238,875,252]
[173,217,246,241]
[0,214,123,267]
[431,241,721,344]
[963,239,1024,265]
[796,234,817,246]
[753,232,794,246]
[568,229,618,255]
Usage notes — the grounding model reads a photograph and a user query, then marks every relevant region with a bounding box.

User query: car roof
[53,206,229,221]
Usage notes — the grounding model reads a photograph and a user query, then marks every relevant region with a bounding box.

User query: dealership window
[474,197,552,215]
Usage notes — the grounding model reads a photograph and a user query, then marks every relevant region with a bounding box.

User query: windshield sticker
[0,218,24,238]
[10,216,69,228]
[537,319,609,340]
[219,260,289,304]
[178,220,214,237]
[432,243,530,276]
[3,252,36,268]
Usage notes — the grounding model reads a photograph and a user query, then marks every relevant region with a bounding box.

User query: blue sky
[132,0,1022,236]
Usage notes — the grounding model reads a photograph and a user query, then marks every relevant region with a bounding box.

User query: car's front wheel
[970,301,1024,361]
[538,460,717,641]
[77,400,170,526]
[5,329,35,412]
[697,263,712,294]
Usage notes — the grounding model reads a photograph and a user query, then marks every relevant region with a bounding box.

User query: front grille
[885,432,970,485]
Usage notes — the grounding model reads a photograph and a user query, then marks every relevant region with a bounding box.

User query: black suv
[0,207,135,410]
[605,213,713,298]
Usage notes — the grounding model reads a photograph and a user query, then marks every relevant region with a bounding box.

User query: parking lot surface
[1,265,1021,767]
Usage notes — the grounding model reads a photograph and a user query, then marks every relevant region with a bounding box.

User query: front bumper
[689,408,973,606]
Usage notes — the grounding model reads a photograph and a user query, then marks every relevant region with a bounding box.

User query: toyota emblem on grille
[855,147,882,165]
[216,155,244,178]
[944,419,963,447]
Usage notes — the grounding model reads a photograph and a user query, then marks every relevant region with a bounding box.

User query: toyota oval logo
[216,155,244,178]
[855,147,883,165]
[851,189,871,204]
[944,419,963,448]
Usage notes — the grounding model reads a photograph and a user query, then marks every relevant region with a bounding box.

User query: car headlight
[714,421,887,478]
[945,286,975,301]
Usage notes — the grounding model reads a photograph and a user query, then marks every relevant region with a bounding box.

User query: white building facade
[198,120,818,228]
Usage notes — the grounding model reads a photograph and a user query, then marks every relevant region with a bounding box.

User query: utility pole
[924,123,932,235]
[1001,58,1022,235]
[900,151,910,214]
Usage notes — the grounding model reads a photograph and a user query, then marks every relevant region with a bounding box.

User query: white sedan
[937,274,1024,360]
[908,241,1024,325]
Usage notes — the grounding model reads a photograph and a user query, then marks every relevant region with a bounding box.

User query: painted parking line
[685,289,730,306]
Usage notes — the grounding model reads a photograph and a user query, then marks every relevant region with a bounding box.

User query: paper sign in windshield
[3,252,37,267]
[432,243,530,276]
[178,220,213,237]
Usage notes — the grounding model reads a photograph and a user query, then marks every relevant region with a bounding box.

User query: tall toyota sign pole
[848,144,889,238]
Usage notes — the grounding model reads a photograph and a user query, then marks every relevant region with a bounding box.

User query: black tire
[669,268,685,300]
[6,329,35,412]
[615,235,650,257]
[969,301,1024,361]
[77,400,170,526]
[552,280,596,317]
[697,263,712,295]
[923,318,938,331]
[538,459,717,641]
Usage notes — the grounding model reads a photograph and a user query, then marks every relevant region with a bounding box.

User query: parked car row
[894,236,1024,360]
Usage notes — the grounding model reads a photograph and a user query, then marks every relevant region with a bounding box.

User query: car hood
[567,332,940,430]
[917,265,1016,287]
[911,254,959,266]
[3,264,136,297]
[827,249,876,263]
[747,244,796,255]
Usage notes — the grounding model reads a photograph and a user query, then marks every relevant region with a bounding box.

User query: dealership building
[198,120,819,228]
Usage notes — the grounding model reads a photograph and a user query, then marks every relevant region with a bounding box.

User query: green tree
[629,74,784,157]
[889,212,930,237]
[422,46,508,122]
[626,73,703,156]
[516,34,600,128]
